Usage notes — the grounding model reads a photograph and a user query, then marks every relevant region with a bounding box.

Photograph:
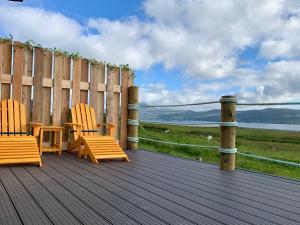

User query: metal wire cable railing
[139,120,220,127]
[139,135,300,167]
[140,100,300,108]
[138,98,300,168]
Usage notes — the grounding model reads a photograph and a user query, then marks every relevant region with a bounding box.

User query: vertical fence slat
[0,41,12,100]
[113,68,120,140]
[52,54,63,126]
[72,58,81,106]
[120,69,130,149]
[106,67,114,136]
[22,45,33,124]
[32,48,45,123]
[90,63,105,131]
[12,42,23,102]
[80,59,89,104]
[41,50,52,126]
[61,55,71,143]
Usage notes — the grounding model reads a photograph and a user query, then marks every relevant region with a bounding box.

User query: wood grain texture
[220,95,236,171]
[127,86,139,150]
[61,55,71,142]
[52,54,63,126]
[72,58,81,106]
[12,42,23,102]
[113,69,120,140]
[0,41,12,100]
[41,50,52,126]
[120,69,130,149]
[90,63,105,129]
[32,48,44,123]
[22,46,33,125]
[106,67,114,135]
[80,59,89,104]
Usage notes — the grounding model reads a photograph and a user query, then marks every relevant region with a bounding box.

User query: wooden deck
[0,150,300,225]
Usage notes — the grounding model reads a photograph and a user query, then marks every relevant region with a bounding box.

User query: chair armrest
[97,123,116,137]
[29,122,44,126]
[97,123,115,127]
[65,123,81,127]
[29,122,44,137]
[65,123,82,136]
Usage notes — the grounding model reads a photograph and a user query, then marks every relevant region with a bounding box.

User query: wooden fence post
[127,86,139,150]
[220,95,237,170]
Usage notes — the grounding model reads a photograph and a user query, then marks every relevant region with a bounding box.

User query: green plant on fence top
[0,34,13,42]
[120,64,131,71]
[0,36,134,74]
[70,52,80,60]
[107,63,119,71]
[23,39,42,49]
[89,58,105,66]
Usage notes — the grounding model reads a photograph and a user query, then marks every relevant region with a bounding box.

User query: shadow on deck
[0,150,300,225]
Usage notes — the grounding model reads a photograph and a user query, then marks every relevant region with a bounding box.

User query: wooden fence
[0,40,134,149]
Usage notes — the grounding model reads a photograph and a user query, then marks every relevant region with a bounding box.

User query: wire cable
[140,101,220,108]
[140,120,220,127]
[139,137,219,149]
[139,137,300,167]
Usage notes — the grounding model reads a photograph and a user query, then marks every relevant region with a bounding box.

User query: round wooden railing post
[127,86,139,150]
[220,95,237,170]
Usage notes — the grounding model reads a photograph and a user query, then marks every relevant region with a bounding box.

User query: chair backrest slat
[85,104,94,136]
[20,104,27,136]
[0,99,27,136]
[71,103,99,139]
[1,100,8,136]
[90,107,97,131]
[71,106,79,140]
[79,103,88,136]
[8,100,15,136]
[13,100,21,136]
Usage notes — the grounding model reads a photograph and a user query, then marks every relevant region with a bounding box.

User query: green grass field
[139,123,300,180]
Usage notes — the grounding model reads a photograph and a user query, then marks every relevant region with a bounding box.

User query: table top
[40,125,64,130]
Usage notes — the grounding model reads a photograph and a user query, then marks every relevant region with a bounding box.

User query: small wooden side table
[39,126,64,156]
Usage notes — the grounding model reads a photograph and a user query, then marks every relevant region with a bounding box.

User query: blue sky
[0,0,300,105]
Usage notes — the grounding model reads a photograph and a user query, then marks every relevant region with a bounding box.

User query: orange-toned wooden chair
[66,103,129,164]
[0,99,42,167]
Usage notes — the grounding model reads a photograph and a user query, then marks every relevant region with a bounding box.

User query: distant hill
[140,107,300,124]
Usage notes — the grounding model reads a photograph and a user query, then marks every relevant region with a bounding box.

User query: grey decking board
[43,158,169,225]
[55,155,230,225]
[125,153,300,219]
[0,168,53,225]
[26,167,110,225]
[62,155,280,225]
[39,163,139,225]
[11,167,82,225]
[0,179,22,225]
[45,157,200,225]
[135,150,300,192]
[129,151,300,203]
[127,157,300,212]
[104,161,297,225]
[1,150,300,225]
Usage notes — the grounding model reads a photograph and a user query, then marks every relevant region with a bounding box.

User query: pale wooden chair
[0,99,42,167]
[66,103,129,164]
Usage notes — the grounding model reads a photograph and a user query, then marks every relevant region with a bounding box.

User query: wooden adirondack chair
[0,99,42,167]
[66,103,129,164]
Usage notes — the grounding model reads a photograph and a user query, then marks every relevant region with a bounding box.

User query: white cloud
[0,0,300,105]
